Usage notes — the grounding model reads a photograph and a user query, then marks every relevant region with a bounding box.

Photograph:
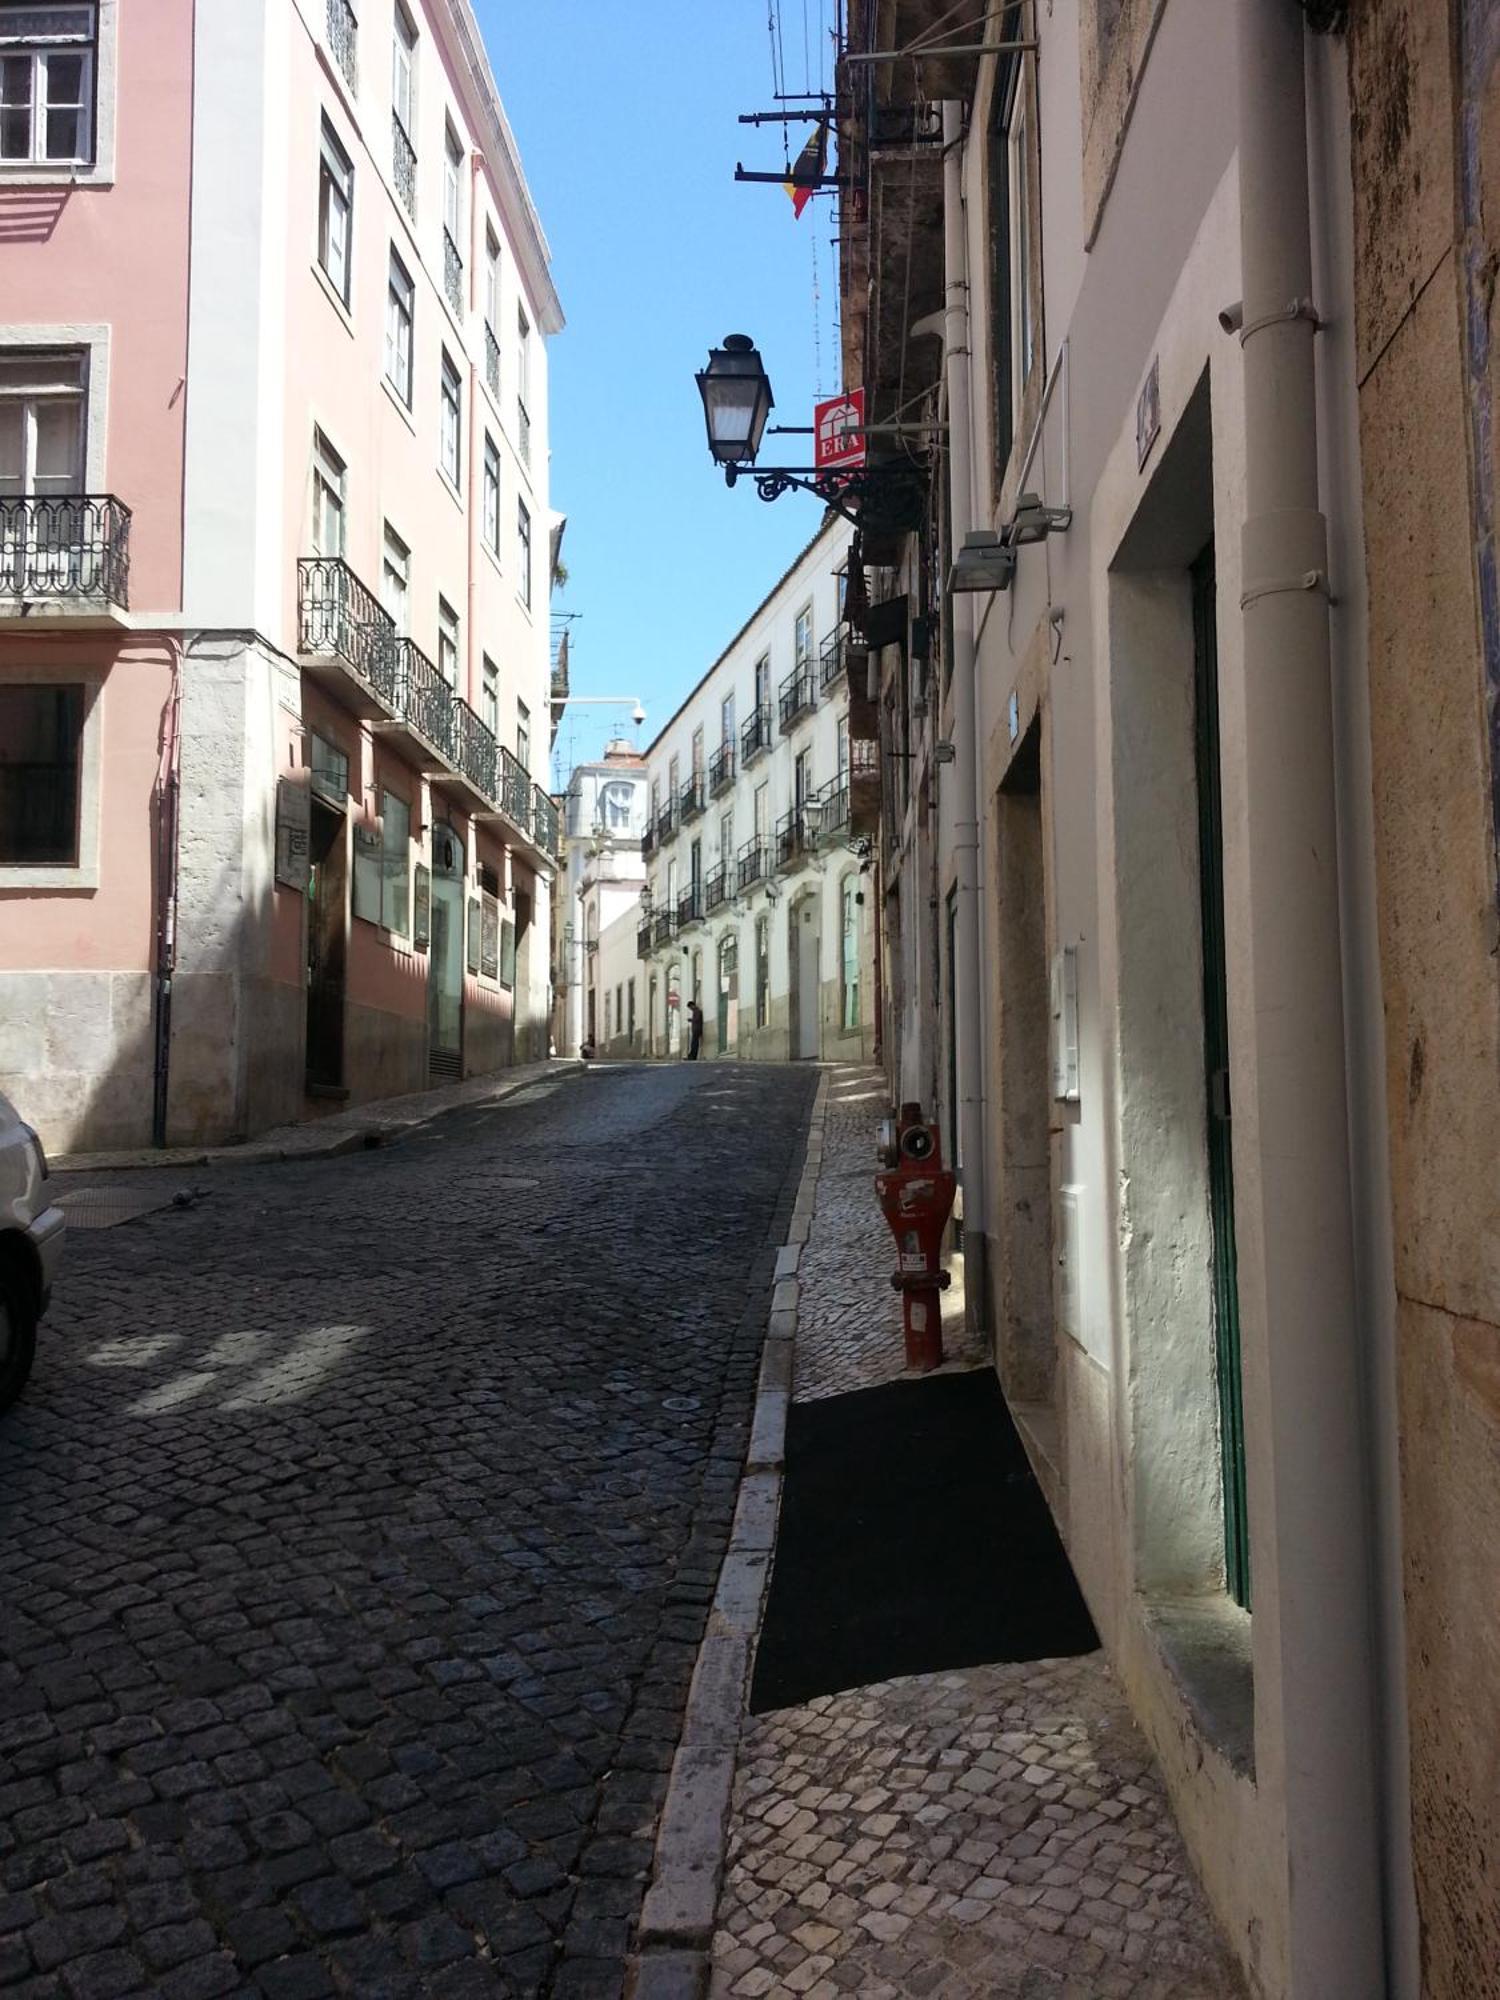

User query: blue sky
[474,1,841,781]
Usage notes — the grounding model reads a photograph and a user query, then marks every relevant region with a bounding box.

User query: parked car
[0,1094,65,1412]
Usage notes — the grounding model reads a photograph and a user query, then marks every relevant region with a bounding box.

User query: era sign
[814,388,867,472]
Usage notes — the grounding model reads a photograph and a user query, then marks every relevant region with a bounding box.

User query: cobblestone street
[710,1068,1244,1999]
[0,1063,814,2000]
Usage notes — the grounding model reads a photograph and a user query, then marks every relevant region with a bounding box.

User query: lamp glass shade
[696,335,774,467]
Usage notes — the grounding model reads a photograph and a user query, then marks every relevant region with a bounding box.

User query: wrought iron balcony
[391,637,453,759]
[641,823,657,861]
[532,786,560,859]
[704,864,729,913]
[297,557,397,712]
[443,228,464,316]
[776,807,811,869]
[740,704,772,767]
[392,114,416,217]
[679,775,705,824]
[849,736,881,836]
[708,741,735,796]
[778,666,817,732]
[815,777,851,843]
[498,742,532,834]
[677,885,703,930]
[517,399,531,468]
[653,912,675,947]
[485,321,500,397]
[436,696,499,810]
[0,495,132,611]
[327,0,358,91]
[655,800,678,844]
[736,838,768,892]
[637,921,654,960]
[819,629,845,691]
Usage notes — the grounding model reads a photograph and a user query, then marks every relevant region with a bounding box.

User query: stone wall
[0,970,155,1153]
[1348,0,1500,1984]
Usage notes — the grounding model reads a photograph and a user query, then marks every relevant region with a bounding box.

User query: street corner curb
[629,1947,707,2000]
[773,1242,802,1283]
[745,1387,788,1472]
[709,1546,770,1637]
[637,1744,737,1946]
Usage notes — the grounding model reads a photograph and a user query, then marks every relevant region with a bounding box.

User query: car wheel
[0,1263,38,1413]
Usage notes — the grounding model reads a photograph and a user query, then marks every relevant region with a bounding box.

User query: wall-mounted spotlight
[1009,491,1074,544]
[948,530,1016,595]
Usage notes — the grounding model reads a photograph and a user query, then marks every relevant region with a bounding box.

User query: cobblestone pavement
[711,1066,1244,1998]
[793,1070,980,1403]
[1,1061,815,2000]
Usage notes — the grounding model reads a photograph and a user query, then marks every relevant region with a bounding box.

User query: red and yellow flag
[783,123,828,218]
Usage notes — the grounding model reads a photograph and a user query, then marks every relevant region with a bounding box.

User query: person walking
[686,999,704,1061]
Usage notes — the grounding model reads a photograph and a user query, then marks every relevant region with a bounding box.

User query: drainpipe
[1235,5,1383,1987]
[941,97,988,1325]
[150,641,184,1149]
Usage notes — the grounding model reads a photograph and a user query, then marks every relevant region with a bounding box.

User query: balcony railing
[819,629,845,691]
[776,806,810,868]
[498,742,531,832]
[443,228,464,316]
[327,0,358,91]
[393,638,453,756]
[816,777,851,843]
[297,557,397,705]
[677,885,703,929]
[641,823,657,861]
[448,696,498,800]
[655,800,678,844]
[653,912,675,948]
[637,922,654,960]
[484,321,500,397]
[708,741,735,796]
[532,786,560,859]
[679,775,705,824]
[740,704,772,767]
[704,864,729,913]
[778,665,817,732]
[736,839,768,892]
[517,399,531,468]
[392,114,416,217]
[0,495,132,608]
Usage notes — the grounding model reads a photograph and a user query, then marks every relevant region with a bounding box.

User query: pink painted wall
[0,1,195,613]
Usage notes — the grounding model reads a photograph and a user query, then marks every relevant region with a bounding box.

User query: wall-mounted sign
[815,387,866,473]
[413,864,431,951]
[499,919,517,990]
[466,896,482,974]
[1136,356,1161,472]
[275,779,311,891]
[481,894,500,981]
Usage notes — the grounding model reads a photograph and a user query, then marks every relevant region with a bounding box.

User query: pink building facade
[0,0,562,1152]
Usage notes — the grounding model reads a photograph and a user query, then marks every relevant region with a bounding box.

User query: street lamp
[695,334,774,469]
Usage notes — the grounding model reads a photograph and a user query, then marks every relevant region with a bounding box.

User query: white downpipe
[942,98,988,1321]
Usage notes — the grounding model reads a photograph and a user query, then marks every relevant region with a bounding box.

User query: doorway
[428,823,465,1080]
[718,931,738,1053]
[666,963,682,1055]
[306,798,347,1090]
[791,893,821,1060]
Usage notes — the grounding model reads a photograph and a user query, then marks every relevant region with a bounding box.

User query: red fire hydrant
[875,1102,957,1373]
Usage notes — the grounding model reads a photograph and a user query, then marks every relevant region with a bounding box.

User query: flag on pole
[783,123,828,218]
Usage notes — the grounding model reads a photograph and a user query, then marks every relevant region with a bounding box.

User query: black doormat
[749,1370,1099,1714]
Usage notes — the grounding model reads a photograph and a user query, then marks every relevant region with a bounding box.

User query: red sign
[814,388,866,472]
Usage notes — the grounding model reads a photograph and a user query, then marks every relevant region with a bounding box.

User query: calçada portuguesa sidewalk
[639,1063,1247,2000]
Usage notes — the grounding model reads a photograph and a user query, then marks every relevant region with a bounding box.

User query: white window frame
[516,496,531,608]
[0,347,86,502]
[481,654,499,736]
[484,227,501,333]
[794,602,813,669]
[381,522,409,633]
[437,596,459,687]
[439,348,461,488]
[385,248,414,407]
[0,2,97,171]
[443,118,462,240]
[482,433,500,555]
[516,699,530,772]
[311,428,346,558]
[318,115,354,308]
[391,0,416,141]
[0,660,103,889]
[1009,81,1036,412]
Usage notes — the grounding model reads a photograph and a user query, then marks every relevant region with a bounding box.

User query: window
[1010,88,1036,408]
[516,699,530,771]
[755,915,770,1029]
[794,603,813,668]
[754,653,770,712]
[437,597,459,686]
[988,58,1036,471]
[391,2,416,137]
[516,497,532,607]
[668,753,679,804]
[381,524,409,632]
[627,979,636,1039]
[720,692,735,749]
[841,876,860,1029]
[0,349,84,501]
[516,304,531,463]
[482,435,500,555]
[439,349,461,485]
[0,683,82,864]
[485,228,501,331]
[690,724,704,779]
[720,809,734,864]
[753,781,768,849]
[384,250,414,406]
[0,4,95,166]
[381,789,411,935]
[443,119,462,239]
[601,779,632,831]
[481,655,498,735]
[650,777,660,818]
[317,117,354,307]
[794,746,812,809]
[837,713,850,777]
[311,430,345,557]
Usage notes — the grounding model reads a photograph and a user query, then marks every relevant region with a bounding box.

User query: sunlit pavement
[0,1062,815,2000]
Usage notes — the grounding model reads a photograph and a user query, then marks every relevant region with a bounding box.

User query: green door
[1192,546,1250,1608]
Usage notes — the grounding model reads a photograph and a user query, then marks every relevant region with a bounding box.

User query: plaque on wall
[499,918,517,990]
[413,864,431,951]
[275,779,311,891]
[467,896,482,975]
[481,894,499,981]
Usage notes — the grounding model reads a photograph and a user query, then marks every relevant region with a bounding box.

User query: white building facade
[636,518,877,1063]
[552,744,648,1055]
